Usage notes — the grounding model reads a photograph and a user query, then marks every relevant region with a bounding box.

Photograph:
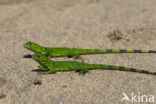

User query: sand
[0,0,156,104]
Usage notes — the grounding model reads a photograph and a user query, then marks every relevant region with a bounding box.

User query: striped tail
[90,64,156,75]
[79,49,156,54]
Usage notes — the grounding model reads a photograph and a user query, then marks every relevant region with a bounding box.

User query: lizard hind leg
[67,55,80,59]
[73,55,85,63]
[80,69,89,75]
[72,55,80,59]
[67,54,85,62]
[76,68,89,75]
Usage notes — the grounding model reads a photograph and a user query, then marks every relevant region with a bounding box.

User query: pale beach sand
[0,0,156,104]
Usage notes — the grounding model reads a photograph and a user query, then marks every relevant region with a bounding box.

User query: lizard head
[32,53,49,64]
[24,41,47,55]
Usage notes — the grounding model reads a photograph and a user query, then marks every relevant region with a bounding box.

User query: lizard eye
[38,56,40,59]
[29,43,32,46]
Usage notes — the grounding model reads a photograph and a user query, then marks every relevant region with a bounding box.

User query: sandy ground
[1,0,156,104]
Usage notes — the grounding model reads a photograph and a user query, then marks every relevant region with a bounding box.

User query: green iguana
[32,53,156,75]
[24,41,156,59]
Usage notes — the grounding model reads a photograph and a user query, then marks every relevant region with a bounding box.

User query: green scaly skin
[32,53,156,75]
[24,41,156,59]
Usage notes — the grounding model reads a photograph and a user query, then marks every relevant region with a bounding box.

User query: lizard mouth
[24,43,34,51]
[24,43,29,49]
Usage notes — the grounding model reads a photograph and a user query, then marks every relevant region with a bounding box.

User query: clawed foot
[76,69,89,75]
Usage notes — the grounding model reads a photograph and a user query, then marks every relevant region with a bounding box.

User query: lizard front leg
[38,64,56,74]
[38,65,44,69]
